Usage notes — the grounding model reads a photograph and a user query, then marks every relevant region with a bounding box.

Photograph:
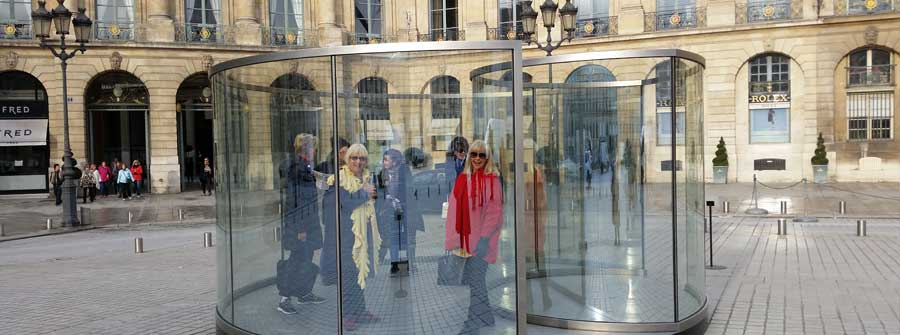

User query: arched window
[430,76,461,119]
[847,48,894,140]
[654,0,698,30]
[564,65,617,167]
[271,73,320,156]
[0,0,32,39]
[358,77,389,120]
[269,0,306,46]
[355,0,383,43]
[430,0,459,40]
[183,0,221,42]
[95,0,135,40]
[748,54,791,143]
[574,0,611,38]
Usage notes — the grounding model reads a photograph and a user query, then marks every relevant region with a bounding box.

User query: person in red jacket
[130,160,144,198]
[444,140,503,335]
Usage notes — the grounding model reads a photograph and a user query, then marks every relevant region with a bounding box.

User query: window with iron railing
[649,0,701,31]
[430,0,459,41]
[848,48,894,86]
[355,0,383,42]
[96,0,135,41]
[848,91,893,140]
[750,54,790,94]
[848,0,894,14]
[656,60,686,145]
[573,0,614,38]
[181,0,222,43]
[746,0,792,22]
[0,0,31,39]
[267,0,314,47]
[495,0,528,41]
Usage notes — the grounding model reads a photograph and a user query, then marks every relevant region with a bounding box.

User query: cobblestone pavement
[2,216,900,335]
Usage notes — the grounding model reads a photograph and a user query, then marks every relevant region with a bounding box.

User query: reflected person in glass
[322,144,381,331]
[444,136,469,190]
[377,149,424,275]
[276,134,326,316]
[445,140,504,335]
[319,137,351,286]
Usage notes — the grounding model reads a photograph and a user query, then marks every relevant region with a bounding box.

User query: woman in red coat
[130,160,144,198]
[444,139,503,335]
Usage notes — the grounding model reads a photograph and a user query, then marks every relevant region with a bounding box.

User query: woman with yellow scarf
[322,143,381,331]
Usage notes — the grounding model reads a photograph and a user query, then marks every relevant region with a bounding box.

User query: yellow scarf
[328,166,381,289]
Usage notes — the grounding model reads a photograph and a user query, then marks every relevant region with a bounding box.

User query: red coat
[130,166,143,181]
[444,170,503,264]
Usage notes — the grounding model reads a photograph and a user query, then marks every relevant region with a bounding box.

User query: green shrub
[811,133,829,165]
[712,137,728,167]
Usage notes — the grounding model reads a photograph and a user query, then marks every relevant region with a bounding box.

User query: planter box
[713,166,728,184]
[812,165,828,184]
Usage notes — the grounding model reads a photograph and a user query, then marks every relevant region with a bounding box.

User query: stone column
[234,0,262,45]
[317,0,345,45]
[145,0,175,42]
[618,0,648,35]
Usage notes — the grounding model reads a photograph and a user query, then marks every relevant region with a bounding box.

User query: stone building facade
[1,0,899,194]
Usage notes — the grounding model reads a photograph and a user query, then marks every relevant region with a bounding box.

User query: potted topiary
[811,132,829,183]
[712,137,728,184]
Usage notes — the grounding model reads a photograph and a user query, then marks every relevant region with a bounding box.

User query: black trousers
[53,186,62,205]
[463,257,494,327]
[341,255,366,318]
[201,179,211,194]
[280,243,317,298]
[82,187,95,203]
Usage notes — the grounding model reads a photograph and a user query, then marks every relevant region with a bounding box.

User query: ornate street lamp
[520,0,578,55]
[32,0,92,227]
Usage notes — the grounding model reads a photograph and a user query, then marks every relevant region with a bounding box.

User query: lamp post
[520,0,578,56]
[32,0,93,227]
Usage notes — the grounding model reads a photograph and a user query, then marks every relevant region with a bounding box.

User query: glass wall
[213,45,706,334]
[212,42,521,335]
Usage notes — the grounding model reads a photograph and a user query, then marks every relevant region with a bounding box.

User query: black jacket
[279,155,322,251]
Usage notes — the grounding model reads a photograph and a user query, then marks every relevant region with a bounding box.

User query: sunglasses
[349,156,368,162]
[469,152,487,159]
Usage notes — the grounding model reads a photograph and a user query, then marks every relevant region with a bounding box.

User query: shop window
[354,0,382,43]
[0,0,32,39]
[183,0,221,43]
[847,91,893,140]
[95,0,135,41]
[573,0,611,38]
[656,61,685,145]
[750,108,790,143]
[268,0,308,46]
[430,0,458,40]
[750,54,789,94]
[848,48,894,86]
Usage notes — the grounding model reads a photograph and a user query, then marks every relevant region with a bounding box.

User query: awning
[430,118,460,136]
[0,119,48,147]
[359,120,394,141]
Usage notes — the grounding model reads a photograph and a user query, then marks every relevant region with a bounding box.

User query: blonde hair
[345,143,369,162]
[463,140,498,176]
[293,133,316,156]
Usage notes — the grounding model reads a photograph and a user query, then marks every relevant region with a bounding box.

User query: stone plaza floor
[2,214,900,334]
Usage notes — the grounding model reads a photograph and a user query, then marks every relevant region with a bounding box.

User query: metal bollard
[780,201,788,215]
[274,226,282,242]
[839,201,847,215]
[723,201,730,214]
[240,204,244,217]
[134,237,144,253]
[857,220,867,237]
[128,211,134,223]
[178,208,184,221]
[46,218,52,230]
[0,223,5,237]
[777,218,788,235]
[80,208,87,226]
[203,232,213,248]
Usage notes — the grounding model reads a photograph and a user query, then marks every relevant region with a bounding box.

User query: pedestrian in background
[97,161,110,197]
[50,164,62,206]
[80,164,97,203]
[130,160,143,198]
[200,158,214,196]
[117,163,133,200]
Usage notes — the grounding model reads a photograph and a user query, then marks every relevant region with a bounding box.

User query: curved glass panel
[213,44,520,335]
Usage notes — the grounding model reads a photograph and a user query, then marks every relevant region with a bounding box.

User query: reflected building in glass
[211,43,707,334]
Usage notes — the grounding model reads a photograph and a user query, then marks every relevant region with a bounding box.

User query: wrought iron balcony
[847,65,895,86]
[736,0,801,23]
[750,80,791,95]
[418,29,463,41]
[573,16,618,38]
[487,25,529,41]
[346,33,397,45]
[835,0,896,15]
[263,27,317,47]
[94,21,134,41]
[644,8,706,32]
[176,23,226,44]
[1,20,32,40]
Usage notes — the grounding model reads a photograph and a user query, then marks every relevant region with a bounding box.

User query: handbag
[437,251,467,286]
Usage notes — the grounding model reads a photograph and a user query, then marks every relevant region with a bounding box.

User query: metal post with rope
[745,174,769,215]
[794,178,818,222]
